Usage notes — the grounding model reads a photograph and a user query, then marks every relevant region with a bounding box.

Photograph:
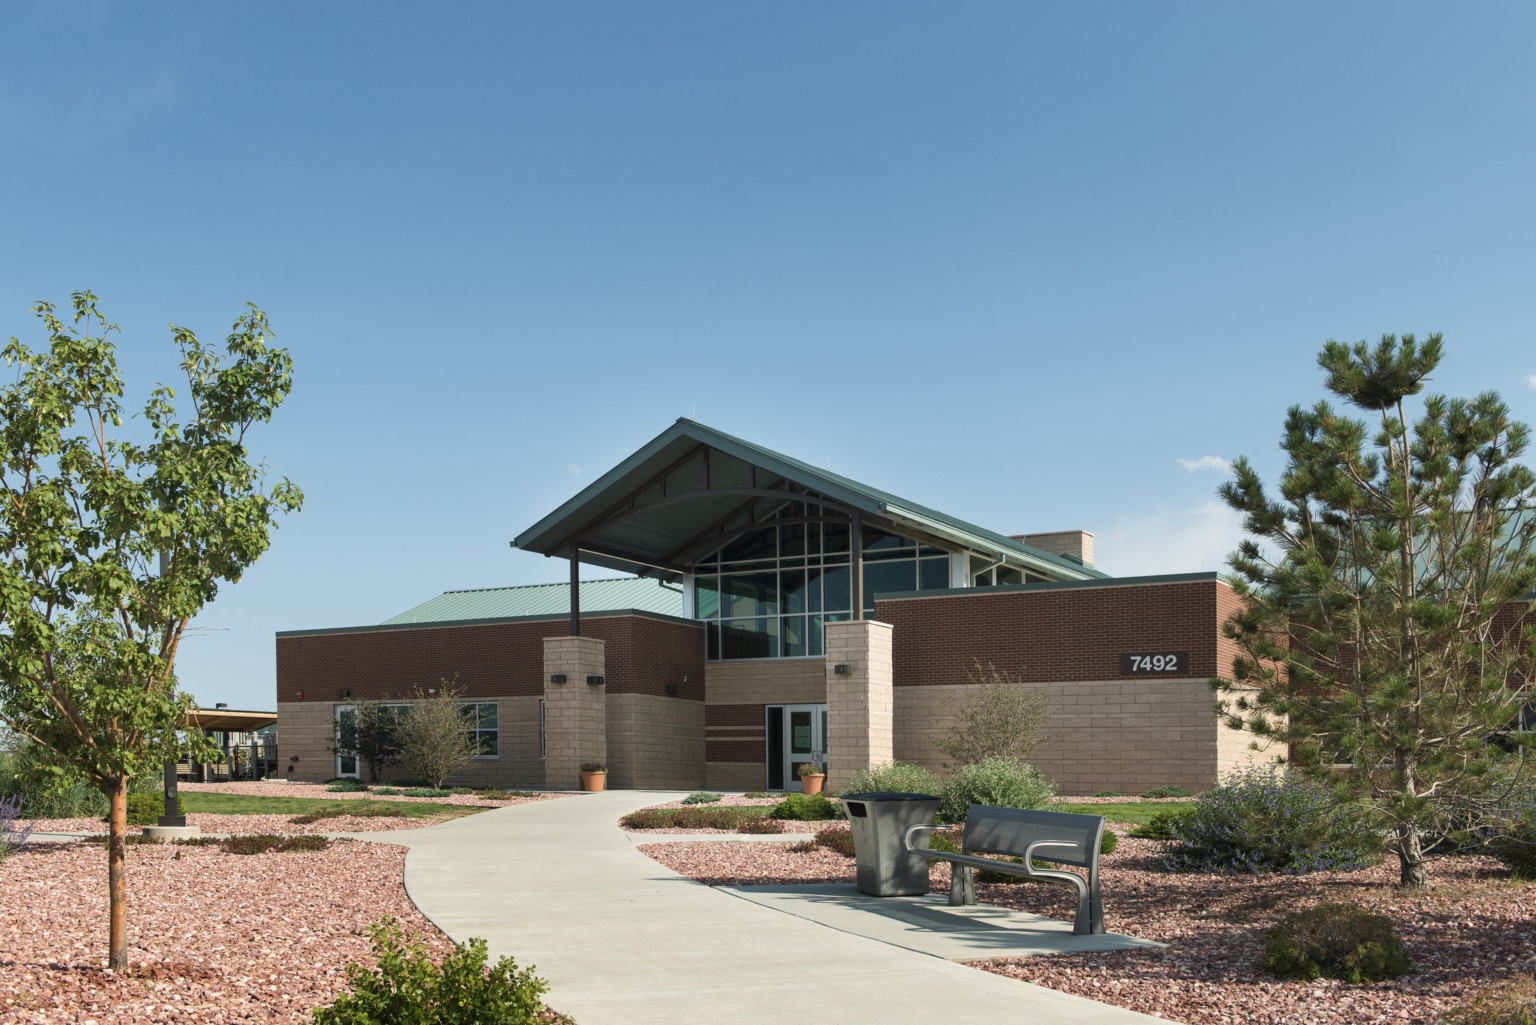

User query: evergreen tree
[1217,333,1536,887]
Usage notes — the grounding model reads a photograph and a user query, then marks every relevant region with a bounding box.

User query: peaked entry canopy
[513,420,1106,589]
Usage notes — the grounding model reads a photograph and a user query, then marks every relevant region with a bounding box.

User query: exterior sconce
[550,674,568,684]
[336,688,351,698]
[665,684,680,695]
[834,664,850,675]
[289,755,299,762]
[587,675,605,686]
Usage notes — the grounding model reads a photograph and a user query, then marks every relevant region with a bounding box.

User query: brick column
[543,636,607,791]
[825,619,893,792]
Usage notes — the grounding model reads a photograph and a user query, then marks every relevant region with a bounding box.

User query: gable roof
[382,577,684,625]
[513,419,1107,582]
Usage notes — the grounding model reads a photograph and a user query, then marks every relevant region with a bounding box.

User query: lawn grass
[1053,802,1181,826]
[180,792,483,821]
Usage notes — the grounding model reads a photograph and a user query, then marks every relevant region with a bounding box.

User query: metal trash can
[839,791,942,896]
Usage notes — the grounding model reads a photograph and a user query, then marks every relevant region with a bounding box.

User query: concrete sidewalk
[375,791,1168,1025]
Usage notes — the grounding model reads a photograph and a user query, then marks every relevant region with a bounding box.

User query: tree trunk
[107,778,129,969]
[1395,822,1428,889]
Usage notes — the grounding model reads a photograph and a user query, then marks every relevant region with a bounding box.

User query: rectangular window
[460,702,499,757]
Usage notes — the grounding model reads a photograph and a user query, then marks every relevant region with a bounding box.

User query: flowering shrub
[1159,767,1380,875]
[0,794,33,860]
[938,757,1055,824]
[844,761,942,797]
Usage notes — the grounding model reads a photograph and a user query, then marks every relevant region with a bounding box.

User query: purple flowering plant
[0,794,35,859]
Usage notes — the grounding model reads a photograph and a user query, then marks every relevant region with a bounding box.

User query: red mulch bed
[641,829,1536,1024]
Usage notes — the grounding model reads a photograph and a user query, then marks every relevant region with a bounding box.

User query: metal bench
[905,804,1107,936]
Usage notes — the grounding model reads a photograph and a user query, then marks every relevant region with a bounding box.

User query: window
[695,515,948,660]
[460,702,499,756]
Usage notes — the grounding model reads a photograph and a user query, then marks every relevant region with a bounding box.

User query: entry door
[766,704,827,791]
[334,705,360,779]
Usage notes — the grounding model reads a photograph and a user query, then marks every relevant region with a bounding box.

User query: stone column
[825,619,894,792]
[543,636,607,791]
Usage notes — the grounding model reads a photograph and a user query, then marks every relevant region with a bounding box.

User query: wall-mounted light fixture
[336,688,351,698]
[549,674,567,684]
[665,684,680,696]
[833,664,850,675]
[587,675,605,686]
[289,755,299,762]
[215,702,228,709]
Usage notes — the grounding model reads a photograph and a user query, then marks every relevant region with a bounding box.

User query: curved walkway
[373,791,1167,1025]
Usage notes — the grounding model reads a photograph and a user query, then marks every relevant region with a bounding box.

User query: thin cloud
[1095,500,1248,577]
[568,464,581,475]
[1178,455,1233,474]
[1526,375,1536,390]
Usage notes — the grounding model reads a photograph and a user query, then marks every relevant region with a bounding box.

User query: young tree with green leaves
[1216,333,1536,887]
[399,682,480,790]
[0,292,301,967]
[330,698,405,783]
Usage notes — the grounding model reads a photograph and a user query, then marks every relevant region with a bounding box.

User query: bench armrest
[903,823,954,854]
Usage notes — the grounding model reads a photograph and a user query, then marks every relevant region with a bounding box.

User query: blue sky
[3,2,1534,709]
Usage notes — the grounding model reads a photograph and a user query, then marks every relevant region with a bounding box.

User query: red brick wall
[706,702,763,763]
[276,614,703,704]
[877,578,1236,687]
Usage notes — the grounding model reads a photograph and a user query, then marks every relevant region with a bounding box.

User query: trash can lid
[837,792,940,801]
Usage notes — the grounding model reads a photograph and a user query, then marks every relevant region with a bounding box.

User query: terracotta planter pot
[800,773,825,795]
[580,771,607,792]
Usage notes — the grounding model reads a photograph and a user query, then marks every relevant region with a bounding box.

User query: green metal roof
[382,577,684,625]
[513,419,1108,582]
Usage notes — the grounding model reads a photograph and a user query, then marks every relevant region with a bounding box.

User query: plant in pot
[579,761,607,792]
[797,762,826,795]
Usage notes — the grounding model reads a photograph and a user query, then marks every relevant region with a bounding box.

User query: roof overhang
[189,709,277,732]
[513,420,1107,581]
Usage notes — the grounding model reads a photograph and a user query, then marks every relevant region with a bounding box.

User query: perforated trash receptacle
[840,791,942,896]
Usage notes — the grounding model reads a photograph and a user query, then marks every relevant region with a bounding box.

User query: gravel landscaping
[29,813,440,835]
[639,829,1536,1024]
[0,837,574,1023]
[179,781,573,807]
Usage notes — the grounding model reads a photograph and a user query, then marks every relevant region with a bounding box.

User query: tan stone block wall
[825,620,894,791]
[893,677,1225,795]
[705,659,825,705]
[706,762,764,791]
[276,701,336,783]
[276,696,546,788]
[1215,689,1284,777]
[606,693,705,790]
[544,636,607,792]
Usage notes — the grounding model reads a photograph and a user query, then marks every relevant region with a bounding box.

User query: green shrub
[312,916,549,1025]
[1140,785,1194,799]
[373,787,404,796]
[0,744,110,818]
[768,792,842,821]
[1261,903,1412,983]
[1100,829,1119,855]
[475,789,537,800]
[813,825,857,857]
[1093,791,1121,798]
[116,793,184,826]
[225,834,335,855]
[402,787,452,798]
[1483,791,1536,880]
[1129,808,1197,841]
[450,787,474,795]
[620,806,769,830]
[843,761,942,797]
[737,817,783,834]
[387,778,431,788]
[1160,768,1381,875]
[682,792,722,805]
[80,833,161,846]
[937,757,1055,824]
[1450,974,1536,1025]
[743,791,775,800]
[328,780,369,793]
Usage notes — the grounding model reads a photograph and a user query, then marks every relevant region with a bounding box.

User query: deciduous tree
[1216,333,1536,887]
[0,292,301,966]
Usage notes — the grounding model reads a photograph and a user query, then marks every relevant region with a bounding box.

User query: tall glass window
[695,516,949,660]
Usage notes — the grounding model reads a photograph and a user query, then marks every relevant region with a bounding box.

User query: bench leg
[949,864,975,906]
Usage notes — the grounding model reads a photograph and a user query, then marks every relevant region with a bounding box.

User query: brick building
[276,420,1276,793]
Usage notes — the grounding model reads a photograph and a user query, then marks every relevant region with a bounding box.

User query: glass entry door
[765,703,827,791]
[334,705,360,778]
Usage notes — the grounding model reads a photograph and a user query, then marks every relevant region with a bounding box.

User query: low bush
[843,761,942,797]
[80,833,161,846]
[1100,829,1119,855]
[743,791,775,800]
[0,794,33,859]
[1451,973,1536,1025]
[312,916,549,1025]
[475,789,537,800]
[937,757,1055,824]
[1159,768,1381,875]
[289,803,405,825]
[450,787,474,795]
[1093,791,1121,798]
[620,806,769,830]
[682,792,723,805]
[1261,903,1412,983]
[401,787,453,798]
[1482,786,1536,881]
[224,834,334,855]
[1129,808,1197,841]
[120,793,185,827]
[327,780,369,793]
[768,792,842,821]
[738,817,783,834]
[387,778,431,788]
[1140,785,1194,799]
[813,825,857,857]
[373,787,404,796]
